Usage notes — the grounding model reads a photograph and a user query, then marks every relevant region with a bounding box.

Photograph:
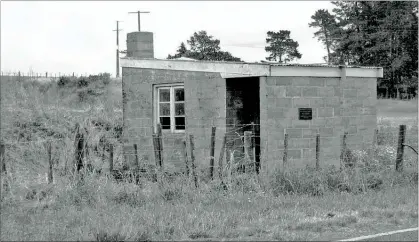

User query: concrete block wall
[262,76,377,170]
[340,77,377,151]
[122,67,225,173]
[122,67,377,173]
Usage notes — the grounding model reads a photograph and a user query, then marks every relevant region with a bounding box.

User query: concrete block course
[288,149,302,159]
[293,98,311,107]
[302,128,319,138]
[289,138,311,149]
[326,78,340,86]
[320,127,334,137]
[318,87,335,97]
[308,78,326,87]
[324,97,340,107]
[286,128,303,138]
[302,87,318,97]
[343,89,358,98]
[292,120,311,128]
[286,86,302,97]
[317,108,334,117]
[291,77,310,86]
[276,77,293,86]
[310,98,325,107]
[276,98,293,107]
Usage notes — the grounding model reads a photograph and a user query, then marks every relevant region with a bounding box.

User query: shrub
[77,77,89,88]
[57,76,72,88]
[88,73,110,84]
[99,73,111,85]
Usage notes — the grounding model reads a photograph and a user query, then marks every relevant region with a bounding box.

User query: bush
[99,73,111,85]
[77,77,89,88]
[57,76,72,88]
[88,73,111,86]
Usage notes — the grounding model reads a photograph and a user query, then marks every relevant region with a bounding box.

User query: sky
[1,1,336,77]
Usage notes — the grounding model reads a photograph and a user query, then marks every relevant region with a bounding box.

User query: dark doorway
[226,77,261,174]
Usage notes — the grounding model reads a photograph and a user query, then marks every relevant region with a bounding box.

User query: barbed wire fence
[0,70,95,81]
[1,114,417,187]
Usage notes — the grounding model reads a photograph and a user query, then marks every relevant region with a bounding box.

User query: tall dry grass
[0,76,417,241]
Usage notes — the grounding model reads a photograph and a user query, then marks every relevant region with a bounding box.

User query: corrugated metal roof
[121,57,382,69]
[268,63,382,69]
[172,57,198,61]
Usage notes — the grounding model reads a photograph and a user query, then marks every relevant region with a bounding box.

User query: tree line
[167,1,418,98]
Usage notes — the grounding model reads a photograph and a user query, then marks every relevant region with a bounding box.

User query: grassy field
[0,76,417,241]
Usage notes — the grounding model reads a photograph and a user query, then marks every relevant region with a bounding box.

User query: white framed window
[154,84,185,133]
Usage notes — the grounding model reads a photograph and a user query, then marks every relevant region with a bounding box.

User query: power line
[128,10,150,32]
[113,20,123,78]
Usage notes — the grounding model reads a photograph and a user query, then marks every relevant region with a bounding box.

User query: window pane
[175,103,185,115]
[175,88,185,101]
[159,103,170,116]
[159,89,170,102]
[160,117,171,129]
[175,117,185,130]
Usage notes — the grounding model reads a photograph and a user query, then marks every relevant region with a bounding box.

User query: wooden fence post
[47,141,53,184]
[183,140,190,176]
[372,128,379,157]
[109,144,114,172]
[251,122,258,174]
[152,133,160,167]
[157,123,163,168]
[1,143,6,174]
[134,144,139,170]
[244,131,253,171]
[373,128,378,146]
[316,133,320,170]
[340,132,348,169]
[218,135,227,179]
[396,125,406,172]
[83,127,89,169]
[189,134,198,188]
[209,126,216,180]
[74,124,84,172]
[102,144,106,163]
[283,133,288,167]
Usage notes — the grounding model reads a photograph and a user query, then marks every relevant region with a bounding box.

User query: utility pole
[128,10,150,31]
[113,20,123,78]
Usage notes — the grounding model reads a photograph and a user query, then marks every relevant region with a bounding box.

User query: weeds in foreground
[1,165,417,241]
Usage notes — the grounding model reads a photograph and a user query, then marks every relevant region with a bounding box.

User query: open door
[226,77,260,173]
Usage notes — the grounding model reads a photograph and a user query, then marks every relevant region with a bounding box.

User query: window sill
[160,130,186,134]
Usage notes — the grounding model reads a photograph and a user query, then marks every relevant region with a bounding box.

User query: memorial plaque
[299,108,312,120]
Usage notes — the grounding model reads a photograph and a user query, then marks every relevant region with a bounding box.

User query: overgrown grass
[0,77,417,241]
[1,170,417,241]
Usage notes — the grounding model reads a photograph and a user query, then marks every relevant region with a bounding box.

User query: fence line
[0,71,90,78]
[1,121,417,186]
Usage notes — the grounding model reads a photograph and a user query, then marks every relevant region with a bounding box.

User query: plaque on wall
[299,108,312,120]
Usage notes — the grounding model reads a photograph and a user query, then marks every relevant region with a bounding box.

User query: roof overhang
[121,58,384,78]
